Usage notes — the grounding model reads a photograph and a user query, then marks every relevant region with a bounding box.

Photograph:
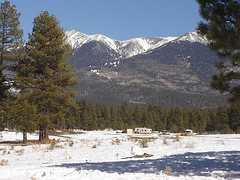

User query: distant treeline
[1,100,239,134]
[71,100,239,134]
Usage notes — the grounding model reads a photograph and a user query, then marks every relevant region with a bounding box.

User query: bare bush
[16,148,25,156]
[138,138,149,148]
[164,166,172,175]
[1,159,8,166]
[163,138,168,145]
[112,138,121,145]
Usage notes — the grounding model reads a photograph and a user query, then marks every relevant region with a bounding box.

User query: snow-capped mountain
[66,30,225,108]
[66,30,118,51]
[66,30,179,59]
[66,30,208,60]
[174,31,208,44]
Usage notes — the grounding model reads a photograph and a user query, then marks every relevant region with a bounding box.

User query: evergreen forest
[67,100,240,134]
[2,99,240,135]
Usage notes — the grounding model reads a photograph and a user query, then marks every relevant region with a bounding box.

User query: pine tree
[0,1,23,131]
[186,111,196,132]
[133,105,143,127]
[18,11,78,140]
[197,0,240,103]
[0,108,5,131]
[110,106,118,130]
[0,1,23,99]
[81,108,92,130]
[206,110,217,132]
[195,111,206,133]
[215,106,232,133]
[152,105,166,131]
[229,103,240,133]
[116,116,124,130]
[167,107,184,132]
[89,103,98,130]
[10,99,38,143]
[102,106,111,129]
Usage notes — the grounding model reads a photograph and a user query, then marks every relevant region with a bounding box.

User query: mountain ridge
[66,30,208,60]
[66,30,227,108]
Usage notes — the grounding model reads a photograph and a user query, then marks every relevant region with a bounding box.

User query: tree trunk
[23,132,27,144]
[39,128,49,141]
[43,129,49,140]
[39,127,44,141]
[39,131,42,141]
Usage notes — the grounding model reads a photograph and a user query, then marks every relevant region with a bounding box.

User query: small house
[134,128,152,134]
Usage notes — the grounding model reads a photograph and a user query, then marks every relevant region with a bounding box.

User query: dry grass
[164,166,172,175]
[127,137,138,142]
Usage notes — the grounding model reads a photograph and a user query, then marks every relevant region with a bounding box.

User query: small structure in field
[134,128,152,134]
[181,129,193,136]
[185,129,193,135]
[127,129,133,134]
[162,130,170,135]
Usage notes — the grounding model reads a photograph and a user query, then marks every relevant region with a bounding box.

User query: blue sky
[8,0,202,41]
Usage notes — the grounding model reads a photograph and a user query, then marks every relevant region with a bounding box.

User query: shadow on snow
[53,151,240,179]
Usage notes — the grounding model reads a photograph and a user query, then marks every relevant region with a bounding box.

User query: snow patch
[131,145,143,155]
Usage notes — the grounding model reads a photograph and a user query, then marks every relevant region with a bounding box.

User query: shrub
[0,159,8,166]
[69,141,74,147]
[138,138,148,148]
[173,135,180,142]
[163,138,168,145]
[49,139,58,150]
[16,148,25,156]
[0,148,7,155]
[112,138,121,145]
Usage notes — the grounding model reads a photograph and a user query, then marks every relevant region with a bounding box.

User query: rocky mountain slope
[66,30,227,108]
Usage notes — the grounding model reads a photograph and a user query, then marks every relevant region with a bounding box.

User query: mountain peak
[175,31,208,44]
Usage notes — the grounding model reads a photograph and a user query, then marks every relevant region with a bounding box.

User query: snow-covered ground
[0,130,239,180]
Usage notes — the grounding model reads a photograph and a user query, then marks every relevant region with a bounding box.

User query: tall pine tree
[0,1,23,130]
[197,0,240,103]
[18,11,78,140]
